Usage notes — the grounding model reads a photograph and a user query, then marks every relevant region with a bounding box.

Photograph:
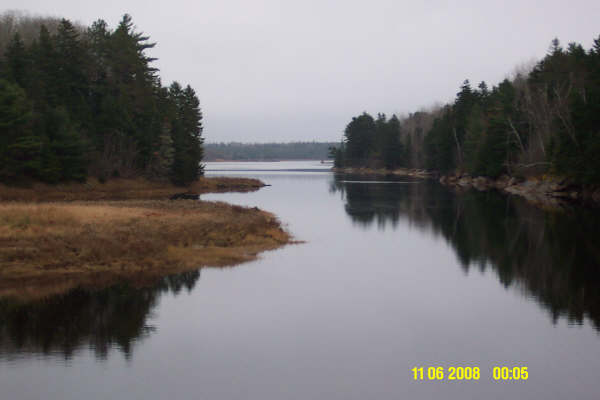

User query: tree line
[332,35,600,184]
[205,141,338,161]
[0,12,204,185]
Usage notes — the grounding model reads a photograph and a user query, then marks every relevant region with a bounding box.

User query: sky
[2,0,600,143]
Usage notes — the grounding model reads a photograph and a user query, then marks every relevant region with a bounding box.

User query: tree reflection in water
[0,270,200,360]
[330,174,600,331]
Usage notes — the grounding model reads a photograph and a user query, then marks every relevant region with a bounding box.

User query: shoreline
[333,167,600,209]
[0,176,266,202]
[438,174,600,209]
[0,177,292,300]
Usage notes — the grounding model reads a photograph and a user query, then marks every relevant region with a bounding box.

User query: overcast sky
[3,1,600,142]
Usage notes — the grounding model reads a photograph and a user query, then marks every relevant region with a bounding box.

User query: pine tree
[54,19,90,125]
[0,79,41,181]
[4,33,28,88]
[344,112,375,167]
[381,114,403,169]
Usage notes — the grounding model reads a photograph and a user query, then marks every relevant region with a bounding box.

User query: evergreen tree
[381,114,404,169]
[54,19,90,125]
[3,33,28,88]
[344,112,375,166]
[424,108,455,172]
[0,79,40,181]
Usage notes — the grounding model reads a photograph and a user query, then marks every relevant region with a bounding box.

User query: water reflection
[331,173,600,331]
[0,270,200,361]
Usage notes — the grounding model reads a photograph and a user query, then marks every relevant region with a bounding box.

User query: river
[1,160,599,399]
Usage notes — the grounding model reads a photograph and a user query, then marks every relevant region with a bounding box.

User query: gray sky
[3,1,600,142]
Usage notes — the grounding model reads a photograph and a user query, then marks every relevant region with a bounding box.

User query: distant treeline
[332,35,600,184]
[0,12,203,185]
[205,141,337,161]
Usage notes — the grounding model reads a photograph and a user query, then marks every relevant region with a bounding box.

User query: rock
[472,176,491,191]
[494,175,511,189]
[457,176,473,187]
[538,182,553,194]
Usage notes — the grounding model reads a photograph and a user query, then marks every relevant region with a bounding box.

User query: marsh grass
[0,200,291,297]
[0,177,265,202]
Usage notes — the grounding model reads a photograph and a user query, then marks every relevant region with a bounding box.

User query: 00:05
[493,366,528,380]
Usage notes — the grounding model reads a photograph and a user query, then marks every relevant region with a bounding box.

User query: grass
[0,176,265,202]
[0,200,291,299]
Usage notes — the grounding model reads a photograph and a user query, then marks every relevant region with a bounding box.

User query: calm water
[1,160,600,399]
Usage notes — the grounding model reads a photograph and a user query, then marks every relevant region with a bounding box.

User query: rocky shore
[438,173,600,207]
[334,167,600,208]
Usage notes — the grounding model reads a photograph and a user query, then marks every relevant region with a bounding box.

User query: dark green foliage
[3,33,28,88]
[338,112,403,168]
[344,112,376,166]
[546,35,600,183]
[169,83,204,185]
[424,108,455,172]
[328,143,345,168]
[378,114,404,169]
[0,79,36,181]
[45,107,87,182]
[0,14,204,185]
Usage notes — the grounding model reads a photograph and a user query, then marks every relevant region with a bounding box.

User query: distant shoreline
[206,158,332,162]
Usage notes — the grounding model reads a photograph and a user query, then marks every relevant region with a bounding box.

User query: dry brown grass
[0,177,265,202]
[0,200,291,298]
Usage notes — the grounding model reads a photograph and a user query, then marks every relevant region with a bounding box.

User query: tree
[0,79,40,181]
[168,82,204,185]
[344,112,375,166]
[381,114,404,169]
[3,33,28,88]
[424,108,455,172]
[54,19,90,124]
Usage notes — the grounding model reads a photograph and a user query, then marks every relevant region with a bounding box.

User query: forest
[0,12,203,186]
[204,141,337,161]
[332,35,600,184]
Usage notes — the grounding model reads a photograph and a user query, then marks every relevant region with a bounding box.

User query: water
[1,160,599,399]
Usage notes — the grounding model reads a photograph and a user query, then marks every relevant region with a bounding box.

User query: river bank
[0,176,266,202]
[438,173,600,208]
[0,177,291,300]
[333,167,600,208]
